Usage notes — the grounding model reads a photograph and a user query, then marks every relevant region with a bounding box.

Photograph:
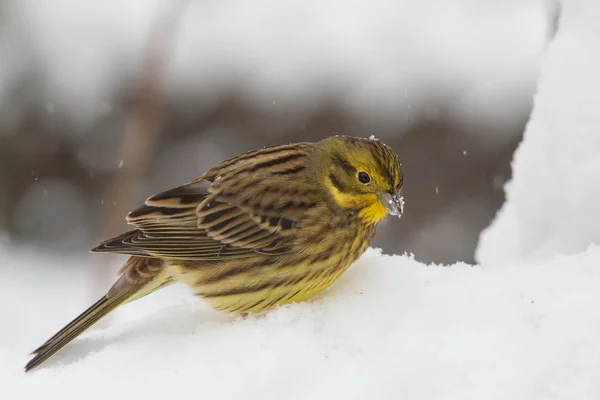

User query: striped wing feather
[92,143,319,260]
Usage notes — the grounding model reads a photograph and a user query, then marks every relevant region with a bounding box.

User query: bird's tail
[25,292,131,372]
[25,256,172,372]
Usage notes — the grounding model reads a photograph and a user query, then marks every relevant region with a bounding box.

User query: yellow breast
[169,236,370,314]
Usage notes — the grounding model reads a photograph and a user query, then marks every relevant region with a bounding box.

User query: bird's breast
[168,228,372,314]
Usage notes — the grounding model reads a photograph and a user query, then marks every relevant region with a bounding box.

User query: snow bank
[4,245,600,399]
[477,0,600,266]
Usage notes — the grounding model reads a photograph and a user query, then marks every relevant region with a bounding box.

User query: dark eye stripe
[333,154,356,174]
[328,173,344,192]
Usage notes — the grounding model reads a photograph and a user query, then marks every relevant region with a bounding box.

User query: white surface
[477,0,600,266]
[3,245,600,399]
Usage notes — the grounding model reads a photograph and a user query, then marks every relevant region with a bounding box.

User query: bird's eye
[358,171,371,184]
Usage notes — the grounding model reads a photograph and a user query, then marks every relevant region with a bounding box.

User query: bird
[24,135,404,372]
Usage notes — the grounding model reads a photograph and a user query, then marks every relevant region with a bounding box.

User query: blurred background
[0,0,559,266]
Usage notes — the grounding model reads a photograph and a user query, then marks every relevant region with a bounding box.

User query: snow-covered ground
[2,246,600,399]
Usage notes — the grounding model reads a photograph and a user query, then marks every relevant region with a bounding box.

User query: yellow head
[315,135,404,225]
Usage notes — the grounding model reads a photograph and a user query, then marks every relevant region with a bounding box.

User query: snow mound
[4,246,600,399]
[477,0,600,266]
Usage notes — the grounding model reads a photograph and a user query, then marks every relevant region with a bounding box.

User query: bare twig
[91,0,190,298]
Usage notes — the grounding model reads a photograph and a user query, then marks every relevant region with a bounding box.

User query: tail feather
[25,292,130,372]
[25,256,171,372]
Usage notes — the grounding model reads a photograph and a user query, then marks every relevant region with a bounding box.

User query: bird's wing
[93,179,283,260]
[92,143,320,260]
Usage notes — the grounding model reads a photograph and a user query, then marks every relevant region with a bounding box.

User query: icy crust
[4,246,600,399]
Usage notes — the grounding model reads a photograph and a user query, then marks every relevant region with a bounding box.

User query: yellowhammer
[25,135,404,371]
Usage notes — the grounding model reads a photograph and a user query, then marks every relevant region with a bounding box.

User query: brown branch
[91,0,190,297]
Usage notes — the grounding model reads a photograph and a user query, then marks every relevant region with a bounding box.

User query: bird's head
[315,135,404,225]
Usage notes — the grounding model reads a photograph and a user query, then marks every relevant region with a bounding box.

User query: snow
[477,0,600,266]
[4,244,600,399]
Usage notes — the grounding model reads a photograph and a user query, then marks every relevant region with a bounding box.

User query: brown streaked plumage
[25,135,404,372]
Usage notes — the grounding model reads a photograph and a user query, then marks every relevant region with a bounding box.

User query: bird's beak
[378,190,404,217]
